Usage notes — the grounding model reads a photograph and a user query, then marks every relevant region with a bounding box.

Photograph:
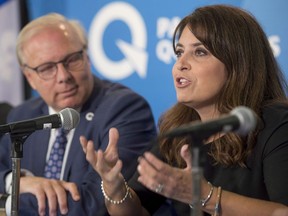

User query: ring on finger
[155,184,164,193]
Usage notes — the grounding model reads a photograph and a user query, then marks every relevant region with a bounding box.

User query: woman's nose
[176,55,191,71]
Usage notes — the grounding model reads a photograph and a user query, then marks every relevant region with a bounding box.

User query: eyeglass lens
[36,51,84,80]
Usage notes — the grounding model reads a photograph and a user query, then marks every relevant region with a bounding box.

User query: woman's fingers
[137,153,169,192]
[79,136,88,153]
[180,144,192,169]
[105,128,120,163]
[85,140,98,168]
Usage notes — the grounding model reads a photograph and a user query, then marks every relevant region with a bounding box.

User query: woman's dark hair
[159,5,287,167]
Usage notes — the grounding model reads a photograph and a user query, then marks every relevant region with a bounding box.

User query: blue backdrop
[26,0,288,123]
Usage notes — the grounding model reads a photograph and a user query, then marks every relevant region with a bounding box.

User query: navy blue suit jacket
[0,77,156,215]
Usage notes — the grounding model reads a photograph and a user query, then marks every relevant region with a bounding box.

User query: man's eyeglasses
[23,49,85,80]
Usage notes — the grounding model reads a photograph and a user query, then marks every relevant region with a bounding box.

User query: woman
[80,5,288,216]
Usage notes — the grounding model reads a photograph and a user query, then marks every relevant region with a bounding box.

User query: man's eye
[67,53,82,63]
[66,53,83,69]
[37,64,55,73]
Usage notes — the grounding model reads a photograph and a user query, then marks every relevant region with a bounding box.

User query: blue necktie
[44,128,68,179]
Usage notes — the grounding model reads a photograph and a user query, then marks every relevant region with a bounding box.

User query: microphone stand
[189,135,204,216]
[9,132,30,216]
[162,132,206,216]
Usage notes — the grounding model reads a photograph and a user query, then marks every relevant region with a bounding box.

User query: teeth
[179,78,188,84]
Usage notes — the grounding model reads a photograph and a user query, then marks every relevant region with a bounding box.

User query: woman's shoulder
[246,102,288,167]
[261,102,288,124]
[256,102,288,153]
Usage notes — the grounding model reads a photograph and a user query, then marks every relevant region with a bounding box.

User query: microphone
[163,106,257,139]
[0,108,80,134]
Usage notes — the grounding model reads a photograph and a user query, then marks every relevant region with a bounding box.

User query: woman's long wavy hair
[158,5,288,168]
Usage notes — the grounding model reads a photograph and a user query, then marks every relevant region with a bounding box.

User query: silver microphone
[0,107,80,134]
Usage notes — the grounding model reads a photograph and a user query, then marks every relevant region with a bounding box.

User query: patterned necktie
[44,128,68,179]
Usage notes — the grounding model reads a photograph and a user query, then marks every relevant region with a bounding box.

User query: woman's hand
[80,128,150,216]
[80,128,124,190]
[137,144,196,204]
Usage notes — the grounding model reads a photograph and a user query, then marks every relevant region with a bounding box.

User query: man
[0,13,156,216]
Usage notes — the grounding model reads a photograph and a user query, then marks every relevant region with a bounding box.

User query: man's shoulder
[103,80,147,102]
[8,97,47,121]
[90,79,153,115]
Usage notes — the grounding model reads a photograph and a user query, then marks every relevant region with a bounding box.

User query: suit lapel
[62,77,103,180]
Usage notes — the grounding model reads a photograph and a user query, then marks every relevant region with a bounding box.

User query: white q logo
[89,2,148,80]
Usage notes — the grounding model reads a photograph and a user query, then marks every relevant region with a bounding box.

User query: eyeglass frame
[22,48,86,80]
